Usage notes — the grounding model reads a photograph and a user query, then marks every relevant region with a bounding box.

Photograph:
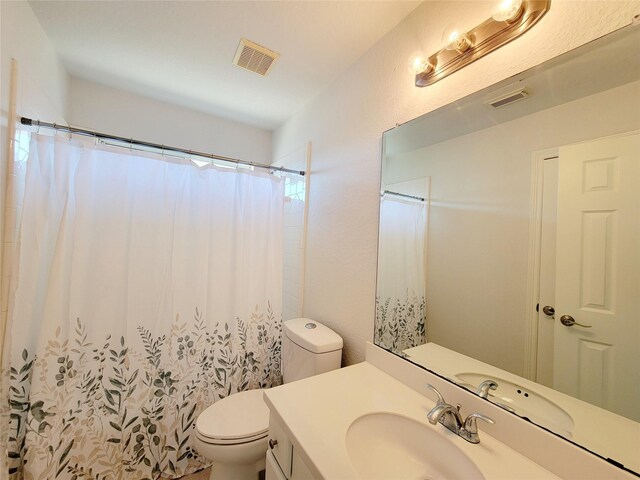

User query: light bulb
[441,24,472,52]
[491,0,524,22]
[407,51,433,75]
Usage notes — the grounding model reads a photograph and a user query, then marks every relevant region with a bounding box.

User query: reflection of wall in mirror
[375,178,429,352]
[383,79,640,377]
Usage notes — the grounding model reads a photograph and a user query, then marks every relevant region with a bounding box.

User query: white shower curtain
[375,196,427,352]
[2,134,284,479]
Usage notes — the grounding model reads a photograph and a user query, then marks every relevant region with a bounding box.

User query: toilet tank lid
[284,318,343,354]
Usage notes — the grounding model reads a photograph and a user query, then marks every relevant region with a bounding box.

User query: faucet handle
[463,413,495,434]
[460,413,495,444]
[426,384,446,406]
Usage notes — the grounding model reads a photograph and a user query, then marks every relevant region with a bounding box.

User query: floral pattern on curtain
[375,195,427,353]
[2,134,285,479]
[375,293,426,353]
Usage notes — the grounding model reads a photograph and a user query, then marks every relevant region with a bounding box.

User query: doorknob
[542,306,555,316]
[560,315,592,328]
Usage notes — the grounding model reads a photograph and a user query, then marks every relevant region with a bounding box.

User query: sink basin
[346,412,484,480]
[455,372,574,437]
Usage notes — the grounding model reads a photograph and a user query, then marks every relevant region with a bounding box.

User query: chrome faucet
[476,379,498,398]
[426,402,464,432]
[474,380,517,413]
[426,384,495,444]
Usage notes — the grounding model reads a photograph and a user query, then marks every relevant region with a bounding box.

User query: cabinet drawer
[268,416,293,477]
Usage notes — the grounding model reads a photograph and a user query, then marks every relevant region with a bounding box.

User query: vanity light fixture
[408,51,434,75]
[491,0,525,22]
[414,0,550,87]
[441,23,473,53]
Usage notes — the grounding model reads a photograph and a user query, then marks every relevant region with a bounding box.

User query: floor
[180,468,211,480]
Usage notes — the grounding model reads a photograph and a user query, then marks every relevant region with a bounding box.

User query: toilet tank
[282,318,343,384]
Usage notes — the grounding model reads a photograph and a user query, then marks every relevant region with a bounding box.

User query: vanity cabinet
[266,451,287,480]
[266,414,315,480]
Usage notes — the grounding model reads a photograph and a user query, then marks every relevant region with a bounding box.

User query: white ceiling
[29,0,421,130]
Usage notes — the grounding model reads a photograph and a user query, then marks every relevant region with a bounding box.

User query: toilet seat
[195,389,269,445]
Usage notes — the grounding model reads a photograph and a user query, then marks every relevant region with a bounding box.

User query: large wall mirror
[376,24,639,474]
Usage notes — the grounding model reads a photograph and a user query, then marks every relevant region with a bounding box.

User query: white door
[536,157,559,388]
[553,132,639,421]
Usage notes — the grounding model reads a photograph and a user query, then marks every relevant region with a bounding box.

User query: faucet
[426,402,464,432]
[474,380,517,413]
[426,384,495,444]
[476,379,498,398]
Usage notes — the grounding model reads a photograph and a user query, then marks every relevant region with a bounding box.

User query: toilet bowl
[194,389,269,479]
[194,318,343,480]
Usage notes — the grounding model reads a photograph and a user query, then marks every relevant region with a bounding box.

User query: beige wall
[273,1,640,365]
[69,78,272,165]
[273,145,310,322]
[0,0,69,358]
[0,1,69,120]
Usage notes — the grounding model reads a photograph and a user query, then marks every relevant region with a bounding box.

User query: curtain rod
[381,190,425,202]
[20,117,305,176]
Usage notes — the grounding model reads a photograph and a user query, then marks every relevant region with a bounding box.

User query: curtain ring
[67,125,72,141]
[36,122,40,134]
[130,138,133,153]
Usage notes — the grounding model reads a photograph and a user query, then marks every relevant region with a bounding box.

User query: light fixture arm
[415,0,550,87]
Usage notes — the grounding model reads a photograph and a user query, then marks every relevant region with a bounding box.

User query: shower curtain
[2,134,284,479]
[375,196,427,353]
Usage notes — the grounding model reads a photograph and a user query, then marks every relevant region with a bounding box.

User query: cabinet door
[291,450,315,480]
[266,450,288,480]
[268,416,293,477]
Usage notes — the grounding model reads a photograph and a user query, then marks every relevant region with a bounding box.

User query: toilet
[194,318,343,480]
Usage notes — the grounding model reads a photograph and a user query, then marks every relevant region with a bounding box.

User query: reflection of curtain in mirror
[375,196,426,353]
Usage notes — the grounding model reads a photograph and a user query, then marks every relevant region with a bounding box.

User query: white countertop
[264,362,559,480]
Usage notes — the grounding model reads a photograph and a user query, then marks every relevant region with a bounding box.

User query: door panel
[577,338,613,408]
[580,210,614,311]
[554,132,639,421]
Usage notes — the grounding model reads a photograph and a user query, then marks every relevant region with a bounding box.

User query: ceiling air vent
[233,38,280,77]
[485,87,529,109]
